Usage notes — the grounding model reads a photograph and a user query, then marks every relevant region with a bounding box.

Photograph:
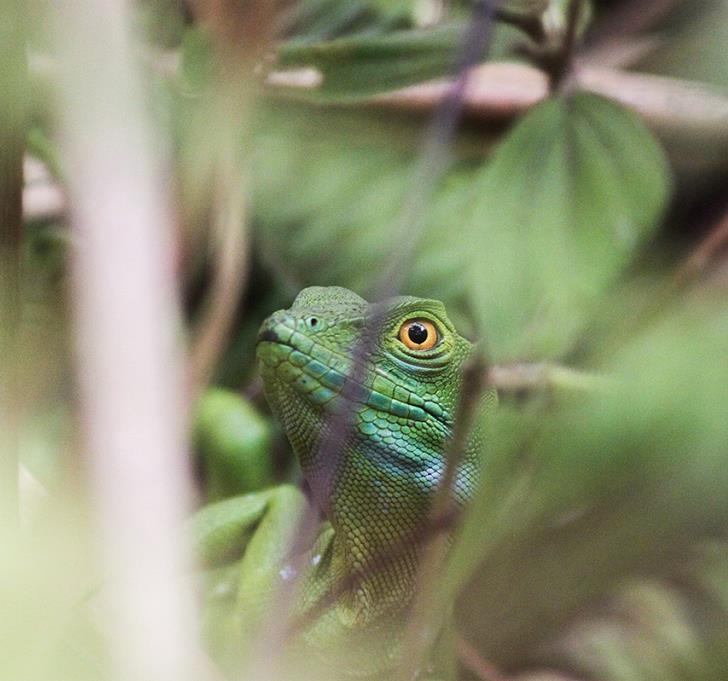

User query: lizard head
[256,286,488,508]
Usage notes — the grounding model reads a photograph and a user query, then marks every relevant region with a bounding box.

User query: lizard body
[195,286,495,679]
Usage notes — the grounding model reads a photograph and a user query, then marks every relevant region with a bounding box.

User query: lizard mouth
[256,318,451,431]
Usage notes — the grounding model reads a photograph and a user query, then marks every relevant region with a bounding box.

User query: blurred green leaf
[464,92,670,358]
[288,0,412,44]
[277,24,473,99]
[195,389,274,500]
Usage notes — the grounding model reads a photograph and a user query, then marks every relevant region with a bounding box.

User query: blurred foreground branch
[54,2,200,681]
[0,0,27,528]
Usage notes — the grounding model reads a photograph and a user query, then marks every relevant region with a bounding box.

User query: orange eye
[398,319,438,351]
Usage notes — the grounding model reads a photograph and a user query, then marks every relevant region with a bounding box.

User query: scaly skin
[195,286,495,679]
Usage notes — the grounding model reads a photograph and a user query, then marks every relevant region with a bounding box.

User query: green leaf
[463,92,671,359]
[501,0,550,13]
[277,24,473,99]
[290,0,412,44]
[194,389,274,500]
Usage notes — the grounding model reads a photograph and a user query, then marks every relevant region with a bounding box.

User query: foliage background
[2,1,728,680]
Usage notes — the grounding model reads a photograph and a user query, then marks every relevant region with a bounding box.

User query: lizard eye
[398,319,438,351]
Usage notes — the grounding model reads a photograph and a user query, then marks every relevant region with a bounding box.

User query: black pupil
[407,322,429,345]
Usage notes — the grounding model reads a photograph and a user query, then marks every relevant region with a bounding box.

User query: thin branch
[534,0,585,91]
[455,633,511,681]
[572,64,728,137]
[372,0,501,299]
[580,35,663,69]
[249,8,501,660]
[487,362,608,394]
[185,1,266,399]
[271,4,502,670]
[675,206,728,286]
[340,61,548,120]
[54,2,201,681]
[186,4,302,679]
[27,55,728,197]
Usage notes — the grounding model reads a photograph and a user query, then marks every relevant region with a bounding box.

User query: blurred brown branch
[344,62,728,135]
[585,0,683,52]
[675,204,728,286]
[27,54,728,232]
[456,634,511,681]
[188,147,249,395]
[185,2,267,398]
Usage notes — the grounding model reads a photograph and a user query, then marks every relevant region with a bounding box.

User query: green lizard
[194,286,495,679]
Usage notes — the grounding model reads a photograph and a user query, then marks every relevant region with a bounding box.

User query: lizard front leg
[191,485,308,669]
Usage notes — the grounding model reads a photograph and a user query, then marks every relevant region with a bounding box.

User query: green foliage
[278,25,476,99]
[249,103,487,331]
[194,389,275,500]
[464,92,670,357]
[10,1,728,680]
[451,290,728,671]
[290,0,412,43]
[250,93,669,358]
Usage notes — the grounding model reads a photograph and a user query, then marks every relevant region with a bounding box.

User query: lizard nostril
[308,317,318,328]
[257,327,280,343]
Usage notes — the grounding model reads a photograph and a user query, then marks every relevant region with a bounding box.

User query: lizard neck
[323,443,439,622]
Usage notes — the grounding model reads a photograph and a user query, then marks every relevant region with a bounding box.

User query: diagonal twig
[455,633,511,681]
[675,206,728,286]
